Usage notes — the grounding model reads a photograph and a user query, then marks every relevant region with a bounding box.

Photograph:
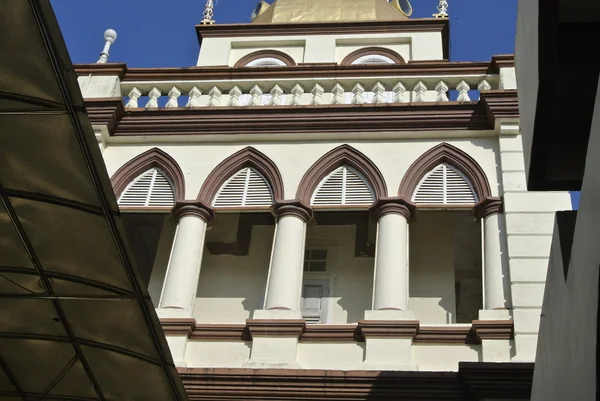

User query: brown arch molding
[111,147,186,200]
[398,143,492,202]
[296,144,388,205]
[234,50,297,67]
[341,47,406,66]
[197,147,284,204]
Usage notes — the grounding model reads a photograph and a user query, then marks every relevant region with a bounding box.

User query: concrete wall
[497,128,572,361]
[194,217,274,323]
[410,211,482,324]
[181,340,481,371]
[197,32,444,66]
[530,81,600,401]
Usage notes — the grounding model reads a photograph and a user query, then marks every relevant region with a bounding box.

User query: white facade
[76,5,571,374]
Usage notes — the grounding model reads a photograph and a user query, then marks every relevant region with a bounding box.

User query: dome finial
[433,0,449,18]
[97,29,117,63]
[201,0,216,25]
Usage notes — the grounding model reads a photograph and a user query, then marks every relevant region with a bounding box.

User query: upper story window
[246,57,288,67]
[118,168,175,207]
[234,50,296,67]
[213,167,274,207]
[311,165,375,206]
[352,55,396,65]
[413,163,477,205]
[341,47,406,66]
[304,249,328,272]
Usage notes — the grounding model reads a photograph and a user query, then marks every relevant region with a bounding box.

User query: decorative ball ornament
[103,29,117,43]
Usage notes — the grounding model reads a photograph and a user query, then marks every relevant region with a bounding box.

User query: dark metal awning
[0,1,188,400]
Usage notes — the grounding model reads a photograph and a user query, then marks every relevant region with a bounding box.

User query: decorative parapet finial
[97,29,117,63]
[201,0,215,25]
[433,0,449,18]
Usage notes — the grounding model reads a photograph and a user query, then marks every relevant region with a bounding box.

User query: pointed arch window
[118,168,176,207]
[213,167,274,207]
[413,163,477,205]
[311,165,375,206]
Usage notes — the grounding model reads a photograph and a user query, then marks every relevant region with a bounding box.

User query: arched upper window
[311,165,375,206]
[341,47,406,66]
[246,57,288,67]
[413,163,477,205]
[234,50,296,67]
[118,168,176,207]
[213,167,274,207]
[352,55,396,65]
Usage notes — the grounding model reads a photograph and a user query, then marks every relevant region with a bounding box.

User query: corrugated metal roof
[0,2,188,400]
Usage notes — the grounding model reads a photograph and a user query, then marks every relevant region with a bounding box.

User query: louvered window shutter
[213,167,274,207]
[413,163,477,204]
[301,282,329,324]
[311,165,374,206]
[118,168,176,207]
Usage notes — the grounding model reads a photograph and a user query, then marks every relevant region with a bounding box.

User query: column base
[156,307,193,319]
[476,309,514,362]
[364,309,416,321]
[359,314,419,372]
[252,309,303,320]
[244,316,305,369]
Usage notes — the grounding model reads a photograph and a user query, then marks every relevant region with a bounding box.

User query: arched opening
[109,148,185,303]
[234,50,296,67]
[194,148,284,323]
[341,47,406,66]
[399,143,492,324]
[295,145,386,324]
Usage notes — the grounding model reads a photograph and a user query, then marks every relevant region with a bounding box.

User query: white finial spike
[201,0,215,25]
[434,0,449,18]
[97,29,117,63]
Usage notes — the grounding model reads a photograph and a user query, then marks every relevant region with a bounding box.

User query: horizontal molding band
[160,319,514,344]
[83,90,518,138]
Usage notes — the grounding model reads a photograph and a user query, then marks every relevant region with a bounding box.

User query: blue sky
[48,0,579,208]
[50,0,518,66]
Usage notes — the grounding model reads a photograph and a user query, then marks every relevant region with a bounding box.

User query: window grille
[118,168,175,207]
[413,163,477,204]
[213,167,273,207]
[311,165,374,206]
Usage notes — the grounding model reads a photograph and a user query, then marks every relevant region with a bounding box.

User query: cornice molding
[475,196,504,219]
[160,319,514,345]
[272,200,313,223]
[472,320,514,341]
[172,200,215,222]
[246,319,307,339]
[370,197,416,221]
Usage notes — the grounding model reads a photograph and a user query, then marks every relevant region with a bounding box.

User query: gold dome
[253,0,410,24]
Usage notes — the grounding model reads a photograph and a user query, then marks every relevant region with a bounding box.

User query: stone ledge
[160,319,515,344]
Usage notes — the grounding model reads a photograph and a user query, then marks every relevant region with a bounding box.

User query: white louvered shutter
[413,163,477,205]
[118,168,175,207]
[311,166,374,206]
[213,167,273,207]
[301,282,329,324]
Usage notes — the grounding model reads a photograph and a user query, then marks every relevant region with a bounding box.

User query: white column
[477,197,510,310]
[263,201,312,311]
[159,201,214,313]
[371,199,414,311]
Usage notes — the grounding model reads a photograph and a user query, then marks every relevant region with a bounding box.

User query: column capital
[172,200,215,222]
[370,197,416,221]
[272,200,313,223]
[475,196,504,219]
